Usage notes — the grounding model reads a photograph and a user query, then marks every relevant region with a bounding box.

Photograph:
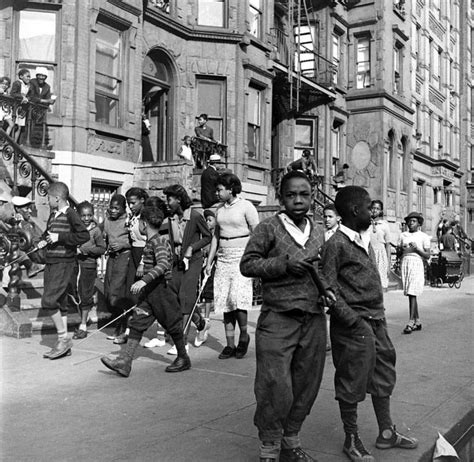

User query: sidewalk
[1,276,472,461]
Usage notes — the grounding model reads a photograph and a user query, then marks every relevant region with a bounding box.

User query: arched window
[388,129,397,189]
[142,50,175,162]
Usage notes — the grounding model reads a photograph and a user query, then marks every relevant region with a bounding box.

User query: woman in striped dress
[397,212,431,334]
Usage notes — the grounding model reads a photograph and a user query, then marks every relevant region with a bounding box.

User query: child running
[103,194,131,342]
[397,211,431,334]
[320,186,418,462]
[40,182,89,359]
[72,201,106,339]
[101,197,190,376]
[240,171,333,462]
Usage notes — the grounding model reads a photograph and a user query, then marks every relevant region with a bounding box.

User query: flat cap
[12,196,33,207]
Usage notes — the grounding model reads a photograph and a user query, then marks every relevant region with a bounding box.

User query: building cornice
[145,9,244,44]
[414,150,463,178]
[108,0,142,17]
[346,90,415,114]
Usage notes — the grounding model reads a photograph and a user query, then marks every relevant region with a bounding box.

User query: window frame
[249,0,263,39]
[14,6,61,115]
[196,76,227,144]
[94,17,126,128]
[355,36,371,89]
[294,118,318,163]
[247,83,264,160]
[197,0,227,28]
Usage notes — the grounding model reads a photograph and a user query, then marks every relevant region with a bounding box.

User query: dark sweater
[43,207,89,263]
[320,229,384,326]
[103,215,131,251]
[240,214,327,314]
[78,222,106,268]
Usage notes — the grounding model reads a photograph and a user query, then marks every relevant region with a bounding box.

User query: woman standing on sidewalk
[205,173,259,359]
[370,200,392,291]
[397,211,431,334]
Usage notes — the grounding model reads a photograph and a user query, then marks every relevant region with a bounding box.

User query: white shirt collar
[54,205,69,218]
[279,212,311,247]
[339,224,371,253]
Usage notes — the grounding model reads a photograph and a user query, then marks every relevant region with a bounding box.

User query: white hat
[0,193,9,203]
[209,154,221,162]
[12,196,33,207]
[35,66,48,78]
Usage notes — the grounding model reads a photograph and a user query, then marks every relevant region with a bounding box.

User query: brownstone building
[0,0,471,241]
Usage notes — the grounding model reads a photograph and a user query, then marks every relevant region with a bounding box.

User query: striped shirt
[141,233,172,284]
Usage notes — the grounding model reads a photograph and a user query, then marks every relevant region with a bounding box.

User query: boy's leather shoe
[218,346,236,359]
[280,447,317,461]
[165,355,191,373]
[343,433,374,462]
[48,338,73,360]
[235,335,250,359]
[100,356,132,377]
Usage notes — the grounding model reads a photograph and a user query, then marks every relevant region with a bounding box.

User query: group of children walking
[13,170,432,462]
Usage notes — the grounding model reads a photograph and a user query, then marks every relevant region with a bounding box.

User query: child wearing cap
[397,211,431,334]
[11,196,45,278]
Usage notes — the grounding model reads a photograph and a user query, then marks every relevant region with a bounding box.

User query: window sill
[89,122,137,140]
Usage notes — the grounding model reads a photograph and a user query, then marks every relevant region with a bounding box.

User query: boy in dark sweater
[240,171,334,462]
[101,197,190,377]
[72,201,106,339]
[41,182,89,360]
[320,186,418,462]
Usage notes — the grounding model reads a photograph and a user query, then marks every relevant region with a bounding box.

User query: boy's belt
[220,234,249,240]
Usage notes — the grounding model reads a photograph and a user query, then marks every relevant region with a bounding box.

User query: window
[356,37,370,88]
[433,187,439,204]
[198,0,225,27]
[416,181,425,216]
[331,120,343,177]
[388,130,397,189]
[95,21,123,127]
[428,38,433,79]
[196,77,226,143]
[142,50,174,162]
[294,118,317,162]
[415,24,421,72]
[415,102,422,135]
[433,116,441,156]
[332,33,340,85]
[249,0,262,38]
[247,85,262,159]
[16,9,58,94]
[436,48,442,89]
[393,43,402,94]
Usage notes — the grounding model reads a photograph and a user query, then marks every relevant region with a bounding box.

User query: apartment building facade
[0,0,470,239]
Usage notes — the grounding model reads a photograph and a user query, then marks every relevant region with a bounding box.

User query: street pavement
[1,276,472,462]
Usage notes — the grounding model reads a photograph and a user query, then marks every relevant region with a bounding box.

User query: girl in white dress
[397,212,431,334]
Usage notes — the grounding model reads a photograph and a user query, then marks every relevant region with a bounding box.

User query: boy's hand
[45,232,59,244]
[286,257,314,276]
[136,264,144,278]
[322,289,336,308]
[109,242,121,252]
[131,280,146,294]
[37,240,48,249]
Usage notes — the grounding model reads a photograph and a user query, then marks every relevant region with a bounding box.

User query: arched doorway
[142,50,175,161]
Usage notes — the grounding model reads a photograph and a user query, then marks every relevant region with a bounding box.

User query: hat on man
[0,193,9,203]
[404,211,424,226]
[35,66,48,78]
[209,154,221,162]
[12,196,33,208]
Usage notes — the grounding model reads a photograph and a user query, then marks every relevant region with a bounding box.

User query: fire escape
[272,0,337,212]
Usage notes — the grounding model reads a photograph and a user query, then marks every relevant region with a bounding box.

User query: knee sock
[339,400,358,435]
[170,333,187,357]
[61,315,68,334]
[371,396,393,434]
[235,309,248,342]
[223,312,236,347]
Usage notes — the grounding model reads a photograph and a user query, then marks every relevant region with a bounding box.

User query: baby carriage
[429,251,464,289]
